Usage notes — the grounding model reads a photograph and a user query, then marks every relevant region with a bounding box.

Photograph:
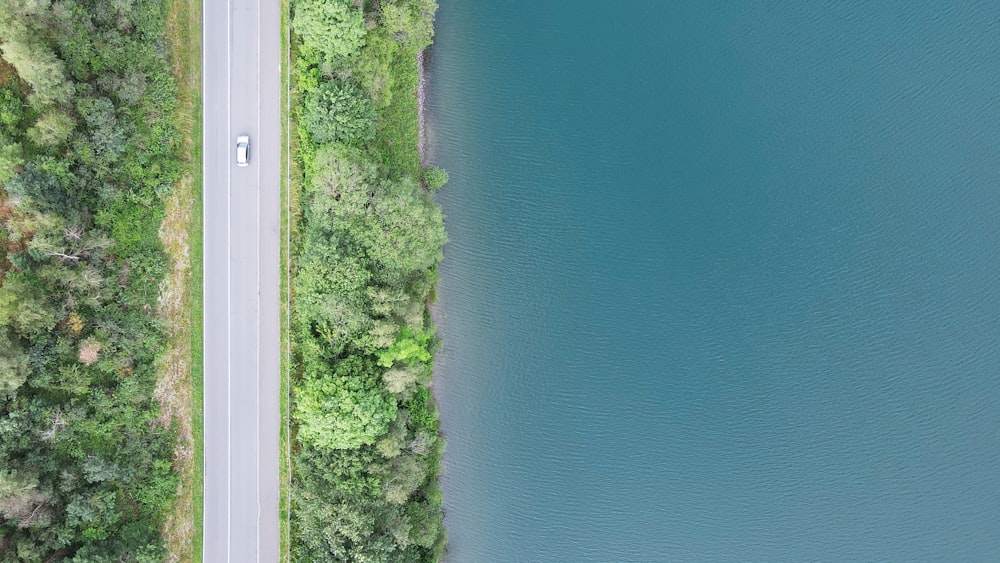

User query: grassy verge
[189,189,204,563]
[163,0,203,560]
[278,0,297,559]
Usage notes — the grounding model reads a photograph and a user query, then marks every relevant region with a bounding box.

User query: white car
[235,135,250,166]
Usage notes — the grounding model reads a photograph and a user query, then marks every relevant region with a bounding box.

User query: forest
[0,0,187,560]
[289,0,449,560]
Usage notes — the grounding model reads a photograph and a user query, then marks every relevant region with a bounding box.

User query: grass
[278,0,303,562]
[373,49,422,179]
[187,127,205,563]
[279,0,299,559]
[282,10,318,561]
[162,0,203,560]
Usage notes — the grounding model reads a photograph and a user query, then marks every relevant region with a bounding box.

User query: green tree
[309,147,446,286]
[347,27,398,106]
[97,71,148,106]
[377,327,432,368]
[0,331,30,396]
[405,499,444,549]
[26,110,75,147]
[303,80,376,145]
[381,0,438,51]
[382,364,426,397]
[0,139,23,185]
[382,453,426,505]
[0,88,27,132]
[292,0,366,62]
[4,159,77,215]
[0,469,48,525]
[13,210,113,266]
[294,355,397,451]
[358,177,446,286]
[0,14,72,108]
[0,272,59,336]
[295,374,396,451]
[306,144,376,217]
[295,234,372,354]
[77,97,127,164]
[376,409,410,458]
[291,498,376,561]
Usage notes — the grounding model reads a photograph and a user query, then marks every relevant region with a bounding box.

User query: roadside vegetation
[289,0,448,559]
[0,0,188,559]
[162,0,202,558]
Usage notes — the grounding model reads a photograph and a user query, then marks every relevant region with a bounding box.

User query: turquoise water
[426,2,1000,560]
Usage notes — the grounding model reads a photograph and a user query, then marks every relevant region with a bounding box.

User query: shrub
[421,166,448,191]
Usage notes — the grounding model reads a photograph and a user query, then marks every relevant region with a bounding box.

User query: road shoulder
[162,0,204,559]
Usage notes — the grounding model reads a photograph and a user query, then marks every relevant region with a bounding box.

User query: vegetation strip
[280,0,294,557]
[288,0,449,559]
[163,0,203,558]
[0,0,188,559]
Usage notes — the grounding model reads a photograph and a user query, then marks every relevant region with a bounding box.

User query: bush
[421,166,448,191]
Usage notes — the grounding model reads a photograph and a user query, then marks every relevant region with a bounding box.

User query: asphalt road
[203,0,280,559]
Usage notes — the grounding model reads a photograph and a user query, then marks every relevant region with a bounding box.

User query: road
[203,0,280,559]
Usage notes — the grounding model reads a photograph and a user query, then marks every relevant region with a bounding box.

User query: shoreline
[417,48,428,165]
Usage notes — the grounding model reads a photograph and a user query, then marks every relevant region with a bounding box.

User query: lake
[426,2,1000,560]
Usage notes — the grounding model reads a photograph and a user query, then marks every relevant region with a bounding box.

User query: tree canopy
[295,356,397,450]
[292,0,366,62]
[303,79,376,145]
[309,145,446,286]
